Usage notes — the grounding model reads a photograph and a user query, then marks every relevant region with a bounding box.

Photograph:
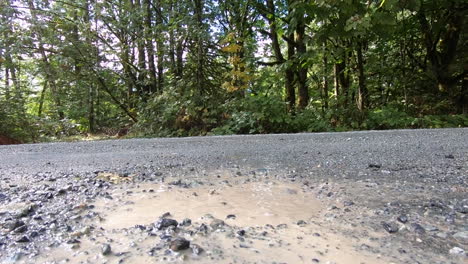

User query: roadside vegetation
[0,0,466,143]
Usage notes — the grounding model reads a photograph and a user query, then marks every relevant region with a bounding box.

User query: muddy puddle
[99,181,321,228]
[33,174,390,264]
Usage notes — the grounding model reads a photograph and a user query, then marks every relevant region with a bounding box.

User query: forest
[0,0,466,143]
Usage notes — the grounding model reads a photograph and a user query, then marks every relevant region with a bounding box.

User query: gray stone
[180,218,192,226]
[449,247,465,255]
[453,231,468,242]
[210,219,225,230]
[397,215,408,223]
[102,244,112,256]
[382,222,399,233]
[297,220,307,226]
[155,218,178,230]
[170,238,190,251]
[9,252,24,262]
[16,236,30,243]
[190,244,203,255]
[410,223,425,234]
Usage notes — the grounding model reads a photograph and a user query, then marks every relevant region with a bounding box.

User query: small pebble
[170,238,190,251]
[190,244,203,255]
[382,222,398,233]
[226,214,236,219]
[155,218,178,230]
[102,244,112,255]
[449,247,465,255]
[397,215,408,223]
[16,236,30,243]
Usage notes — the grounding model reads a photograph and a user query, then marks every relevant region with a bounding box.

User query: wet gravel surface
[0,128,467,264]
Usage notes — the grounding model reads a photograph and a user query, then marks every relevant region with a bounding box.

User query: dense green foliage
[0,0,466,141]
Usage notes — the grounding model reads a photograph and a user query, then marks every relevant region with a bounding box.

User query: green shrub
[212,95,294,134]
[411,114,468,128]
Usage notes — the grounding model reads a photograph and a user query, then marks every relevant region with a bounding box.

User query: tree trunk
[27,0,64,120]
[145,0,157,94]
[135,0,147,96]
[168,0,176,76]
[155,0,164,92]
[84,0,96,133]
[459,77,467,114]
[334,59,349,108]
[265,0,284,63]
[417,4,464,109]
[4,67,10,100]
[38,80,48,117]
[356,40,367,111]
[193,0,205,94]
[284,0,296,111]
[295,17,309,109]
[176,39,184,79]
[5,53,20,95]
[322,52,329,110]
[122,0,137,105]
[285,36,296,111]
[335,50,350,109]
[334,63,340,100]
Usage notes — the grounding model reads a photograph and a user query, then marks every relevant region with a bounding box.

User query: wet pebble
[276,224,288,229]
[423,225,438,232]
[9,252,24,262]
[297,220,307,226]
[210,219,225,230]
[180,218,192,226]
[410,223,425,234]
[170,238,190,251]
[397,215,408,223]
[102,244,112,255]
[382,222,399,233]
[16,236,30,243]
[368,164,382,169]
[453,231,468,242]
[449,247,465,255]
[155,218,178,230]
[13,225,27,234]
[161,212,171,218]
[66,239,80,244]
[226,214,236,220]
[197,224,208,235]
[190,244,203,255]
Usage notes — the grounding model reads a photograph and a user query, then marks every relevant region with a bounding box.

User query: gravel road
[0,128,467,264]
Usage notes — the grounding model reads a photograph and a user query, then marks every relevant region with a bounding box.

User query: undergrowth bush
[0,99,36,142]
[135,94,466,137]
[212,95,293,134]
[366,105,413,129]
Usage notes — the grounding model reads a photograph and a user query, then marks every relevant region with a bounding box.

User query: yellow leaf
[221,44,241,53]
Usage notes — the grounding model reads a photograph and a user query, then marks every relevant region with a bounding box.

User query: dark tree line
[0,0,466,141]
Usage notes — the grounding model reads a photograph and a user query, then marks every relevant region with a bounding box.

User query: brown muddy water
[33,174,390,264]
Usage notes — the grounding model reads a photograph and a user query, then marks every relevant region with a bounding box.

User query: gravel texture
[0,128,467,264]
